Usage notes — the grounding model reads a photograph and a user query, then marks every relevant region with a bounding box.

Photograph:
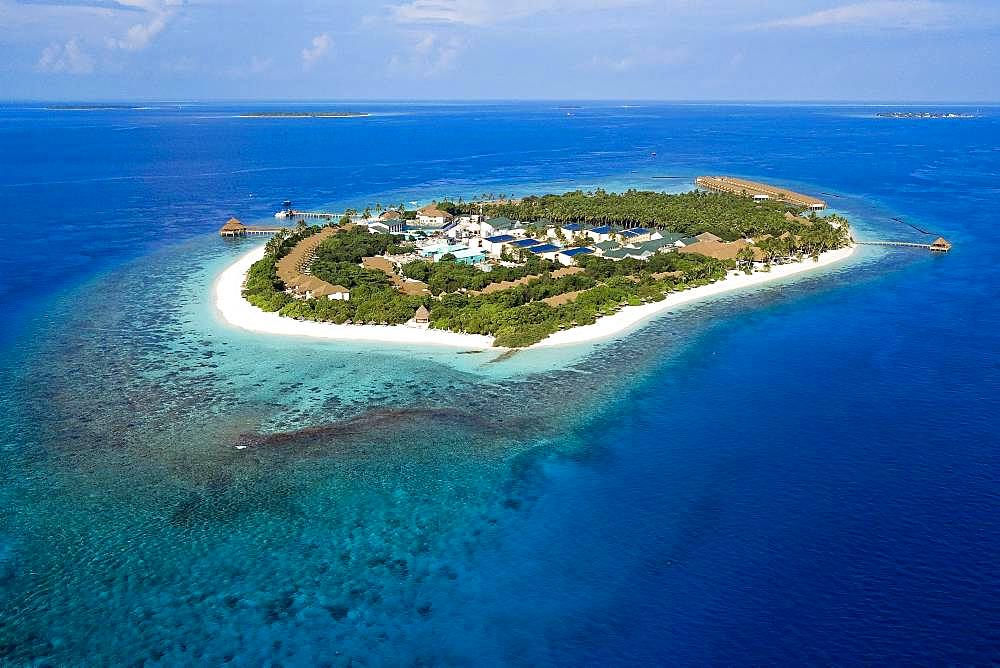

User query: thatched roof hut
[930,237,952,252]
[417,204,454,221]
[220,217,247,236]
[414,305,430,323]
[678,238,750,261]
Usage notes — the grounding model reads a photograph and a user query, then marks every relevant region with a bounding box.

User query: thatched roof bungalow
[930,237,952,252]
[220,217,247,237]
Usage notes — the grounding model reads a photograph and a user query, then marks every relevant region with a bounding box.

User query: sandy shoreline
[214,243,856,350]
[536,244,856,347]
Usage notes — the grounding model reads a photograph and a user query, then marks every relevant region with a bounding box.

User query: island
[238,111,370,118]
[217,183,856,349]
[46,104,144,110]
[876,112,976,119]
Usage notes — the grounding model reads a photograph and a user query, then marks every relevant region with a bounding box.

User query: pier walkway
[857,238,952,252]
[275,210,338,221]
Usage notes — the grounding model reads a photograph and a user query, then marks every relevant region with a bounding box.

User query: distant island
[876,112,976,119]
[217,181,856,349]
[239,111,369,118]
[46,104,142,110]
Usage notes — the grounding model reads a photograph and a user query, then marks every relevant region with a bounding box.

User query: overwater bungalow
[220,217,247,237]
[930,237,952,252]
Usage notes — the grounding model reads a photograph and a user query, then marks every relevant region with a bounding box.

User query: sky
[1,0,998,101]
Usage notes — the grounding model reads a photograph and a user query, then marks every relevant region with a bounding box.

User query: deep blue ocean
[1,102,998,665]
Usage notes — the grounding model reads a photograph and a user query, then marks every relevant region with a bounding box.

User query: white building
[416,204,455,227]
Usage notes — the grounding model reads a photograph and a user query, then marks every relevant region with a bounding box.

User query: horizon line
[2,98,999,106]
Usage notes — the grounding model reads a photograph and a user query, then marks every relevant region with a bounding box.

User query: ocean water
[1,102,998,665]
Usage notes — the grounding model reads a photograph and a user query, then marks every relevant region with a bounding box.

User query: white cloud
[37,37,95,73]
[388,0,647,26]
[107,9,171,49]
[590,46,687,72]
[749,1,953,31]
[250,56,274,74]
[387,32,464,76]
[301,32,332,68]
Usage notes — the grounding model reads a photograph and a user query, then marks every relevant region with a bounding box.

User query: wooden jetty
[275,210,338,220]
[696,176,827,210]
[857,237,952,252]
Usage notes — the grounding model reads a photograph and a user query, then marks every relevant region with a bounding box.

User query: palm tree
[736,246,755,274]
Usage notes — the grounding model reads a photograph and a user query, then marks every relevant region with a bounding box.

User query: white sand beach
[535,244,856,347]
[215,243,856,350]
[214,246,495,349]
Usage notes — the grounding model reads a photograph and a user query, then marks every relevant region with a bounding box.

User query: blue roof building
[528,243,561,254]
[562,222,584,232]
[510,238,542,248]
[484,234,515,244]
[591,225,612,234]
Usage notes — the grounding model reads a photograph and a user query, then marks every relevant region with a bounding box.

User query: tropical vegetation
[240,189,852,348]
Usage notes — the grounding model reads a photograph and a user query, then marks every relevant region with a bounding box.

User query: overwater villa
[930,237,953,252]
[220,217,247,237]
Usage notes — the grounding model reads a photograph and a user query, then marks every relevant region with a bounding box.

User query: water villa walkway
[858,237,952,252]
[274,210,338,221]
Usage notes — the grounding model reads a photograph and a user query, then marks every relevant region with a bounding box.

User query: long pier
[275,210,338,220]
[858,239,952,252]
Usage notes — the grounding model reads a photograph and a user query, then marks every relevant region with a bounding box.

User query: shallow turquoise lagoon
[1,103,997,664]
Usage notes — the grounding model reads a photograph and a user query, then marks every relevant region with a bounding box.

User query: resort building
[274,226,354,301]
[557,247,595,266]
[220,217,247,237]
[480,217,522,237]
[368,219,406,234]
[483,234,516,255]
[419,242,468,260]
[593,240,622,256]
[509,238,543,250]
[452,248,487,265]
[618,227,657,244]
[414,305,430,324]
[416,204,454,227]
[602,248,633,261]
[586,225,614,243]
[678,238,752,261]
[379,209,403,221]
[632,237,679,256]
[696,176,827,210]
[527,243,562,260]
[656,232,688,247]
